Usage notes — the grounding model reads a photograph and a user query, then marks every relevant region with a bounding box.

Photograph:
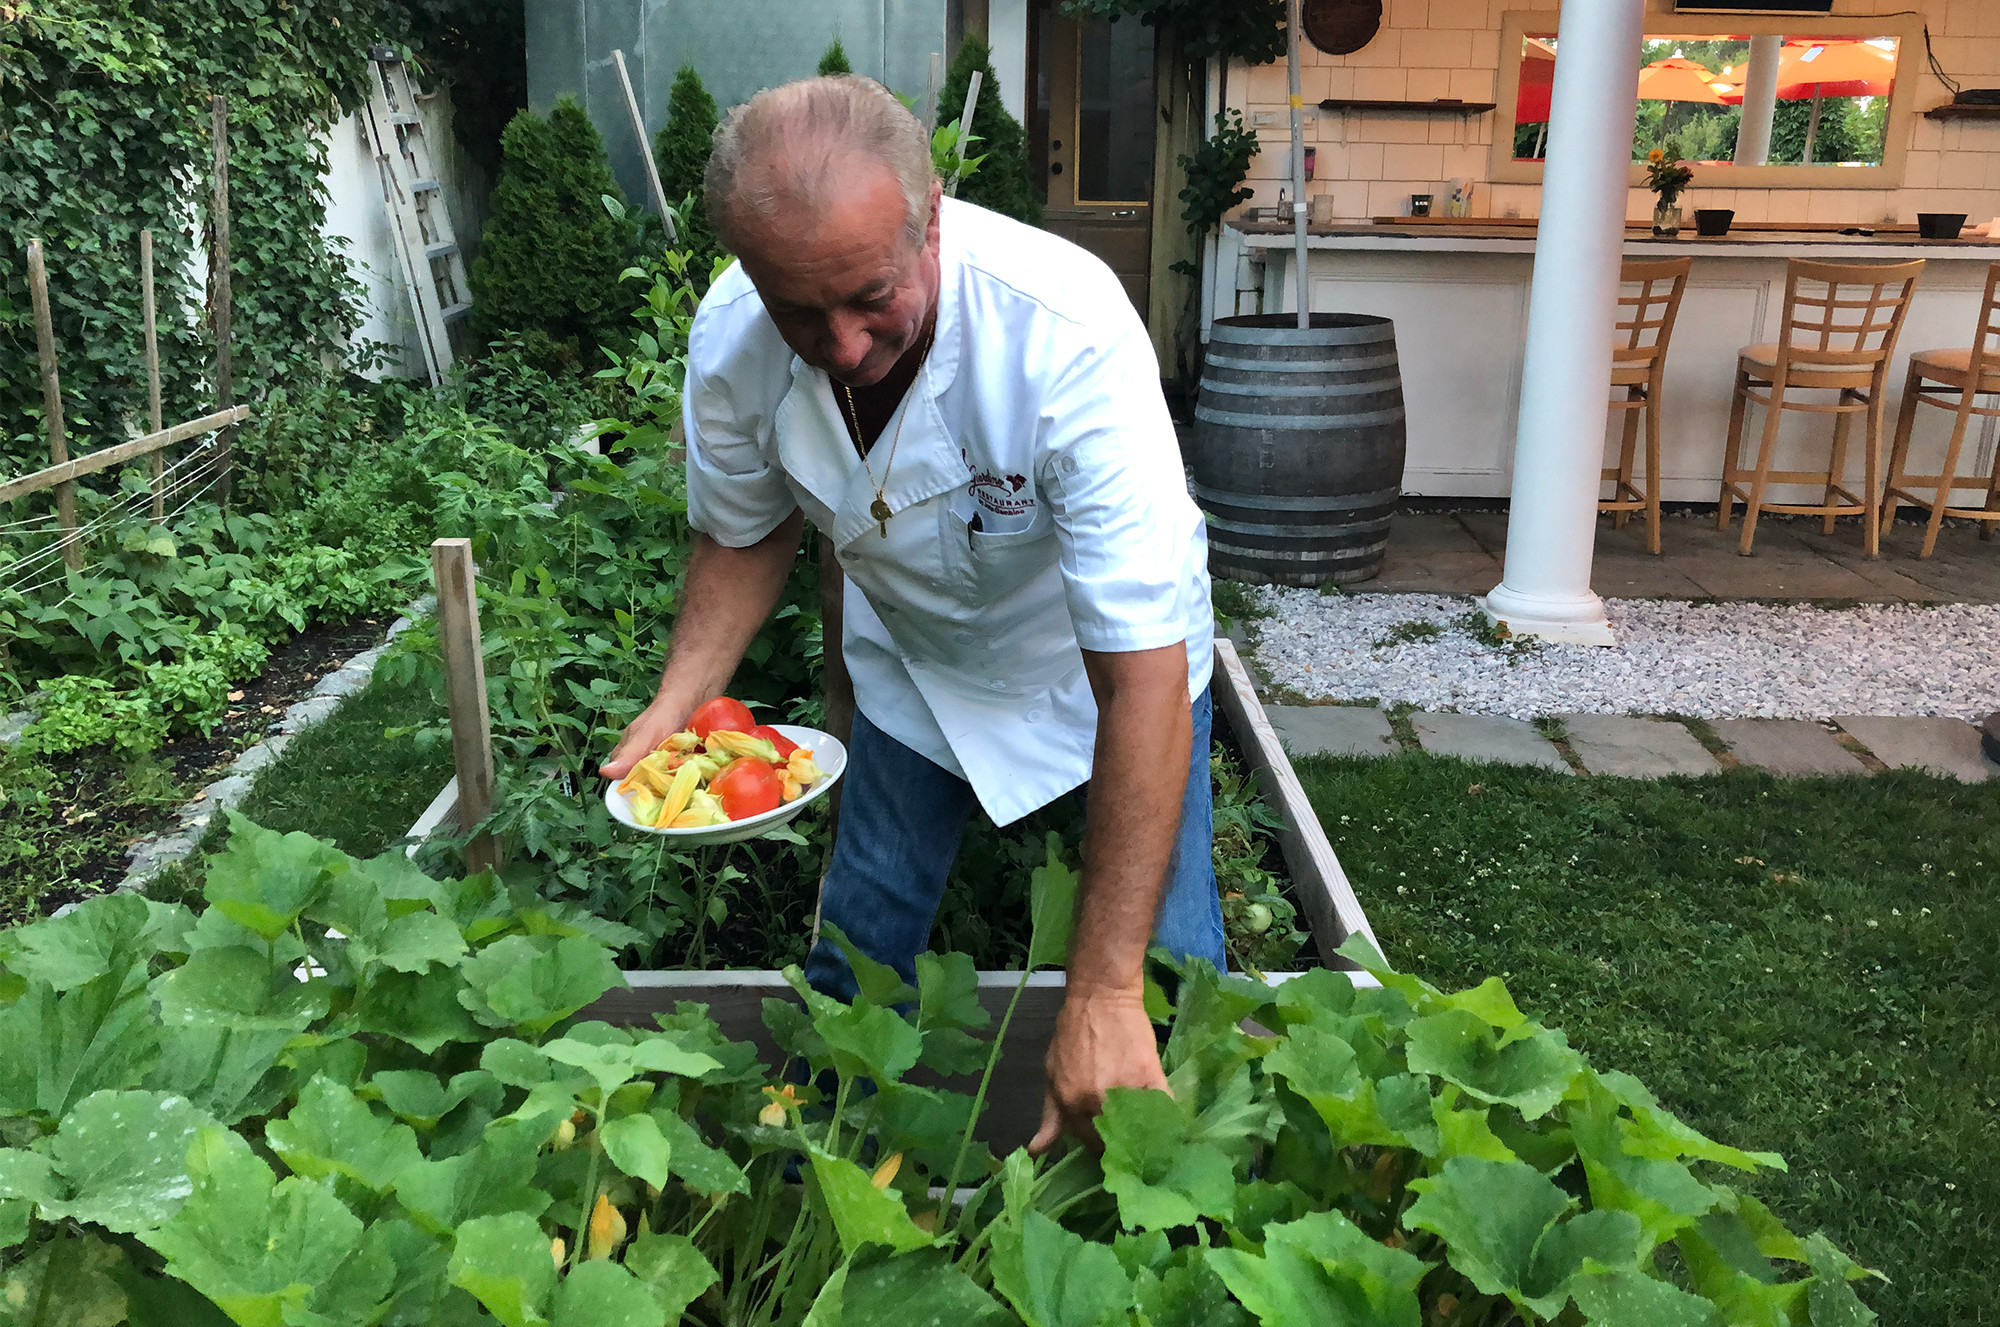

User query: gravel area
[1250,590,2000,721]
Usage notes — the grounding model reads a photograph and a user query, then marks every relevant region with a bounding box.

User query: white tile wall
[1230,0,2000,226]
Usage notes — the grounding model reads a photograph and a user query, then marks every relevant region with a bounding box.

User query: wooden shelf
[1924,102,2000,121]
[1317,98,1496,114]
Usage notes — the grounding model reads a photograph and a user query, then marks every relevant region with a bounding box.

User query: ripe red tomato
[686,696,756,741]
[749,724,799,758]
[709,758,785,821]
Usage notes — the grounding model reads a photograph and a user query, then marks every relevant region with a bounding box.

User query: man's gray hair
[706,75,936,251]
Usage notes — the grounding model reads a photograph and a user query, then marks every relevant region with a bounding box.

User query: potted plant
[1645,145,1694,237]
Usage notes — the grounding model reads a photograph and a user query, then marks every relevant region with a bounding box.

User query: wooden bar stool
[1717,257,1925,557]
[1600,257,1691,556]
[1881,261,2000,558]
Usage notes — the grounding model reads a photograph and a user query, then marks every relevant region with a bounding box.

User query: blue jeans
[803,685,1225,1000]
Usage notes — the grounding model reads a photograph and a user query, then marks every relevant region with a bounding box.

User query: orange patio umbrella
[1773,39,1897,99]
[1636,56,1729,105]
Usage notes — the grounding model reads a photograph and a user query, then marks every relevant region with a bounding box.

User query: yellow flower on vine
[759,1083,802,1127]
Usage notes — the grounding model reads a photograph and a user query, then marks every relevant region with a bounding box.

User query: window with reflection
[1511,32,1898,169]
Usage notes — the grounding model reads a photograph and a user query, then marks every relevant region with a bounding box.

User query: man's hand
[600,694,693,781]
[597,512,805,782]
[1030,987,1167,1155]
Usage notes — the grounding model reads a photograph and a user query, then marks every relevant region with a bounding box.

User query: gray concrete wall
[526,0,950,212]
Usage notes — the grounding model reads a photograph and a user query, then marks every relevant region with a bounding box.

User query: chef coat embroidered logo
[963,449,1037,518]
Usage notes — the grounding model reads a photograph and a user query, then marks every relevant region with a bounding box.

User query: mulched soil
[25,614,393,910]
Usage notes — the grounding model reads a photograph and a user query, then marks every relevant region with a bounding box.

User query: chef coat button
[1027,709,1046,723]
[1059,456,1079,476]
[953,630,975,645]
[988,680,1007,692]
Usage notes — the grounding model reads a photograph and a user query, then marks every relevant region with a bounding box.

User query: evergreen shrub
[817,39,853,76]
[654,65,727,286]
[469,98,636,373]
[939,35,1042,225]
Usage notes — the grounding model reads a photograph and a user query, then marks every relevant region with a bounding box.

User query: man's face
[731,162,941,388]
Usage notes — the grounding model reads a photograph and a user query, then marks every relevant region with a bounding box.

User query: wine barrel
[1190,313,1407,586]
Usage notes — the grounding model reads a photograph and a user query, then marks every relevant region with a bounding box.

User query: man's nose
[823,311,871,375]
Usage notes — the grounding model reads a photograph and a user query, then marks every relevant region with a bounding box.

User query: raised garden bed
[405,636,1380,1149]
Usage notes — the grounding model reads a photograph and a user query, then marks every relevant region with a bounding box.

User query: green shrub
[654,65,726,287]
[816,38,853,75]
[469,98,637,373]
[938,35,1041,225]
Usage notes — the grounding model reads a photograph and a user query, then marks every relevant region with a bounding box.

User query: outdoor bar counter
[1223,220,2000,502]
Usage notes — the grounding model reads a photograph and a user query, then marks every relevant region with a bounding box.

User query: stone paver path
[1411,713,1570,773]
[1559,714,1721,778]
[1832,715,1998,782]
[1711,719,1870,777]
[1266,704,1397,757]
[1262,702,1998,781]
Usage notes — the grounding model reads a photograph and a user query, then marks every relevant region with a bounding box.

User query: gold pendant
[871,496,892,537]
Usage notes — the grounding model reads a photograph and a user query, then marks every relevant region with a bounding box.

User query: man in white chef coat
[602,75,1216,1149]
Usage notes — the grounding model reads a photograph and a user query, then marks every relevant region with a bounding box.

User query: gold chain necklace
[838,319,937,538]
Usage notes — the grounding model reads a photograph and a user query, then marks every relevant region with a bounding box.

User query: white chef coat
[683,198,1212,826]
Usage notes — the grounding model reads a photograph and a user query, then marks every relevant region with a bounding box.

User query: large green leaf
[394,1116,554,1236]
[146,1022,293,1124]
[371,1069,498,1131]
[820,923,917,1008]
[1264,1028,1431,1151]
[308,864,467,978]
[1135,1252,1253,1327]
[540,1035,720,1098]
[0,893,166,992]
[649,1109,748,1196]
[351,968,485,1054]
[840,1248,1013,1326]
[1097,1088,1236,1231]
[1570,1087,1720,1246]
[815,999,923,1087]
[203,814,343,942]
[622,1230,718,1322]
[1207,1209,1427,1327]
[0,1230,130,1327]
[1596,1072,1785,1175]
[1405,1157,1575,1313]
[600,1114,673,1190]
[1676,1214,1809,1327]
[43,1090,217,1232]
[448,1212,556,1327]
[549,1260,662,1327]
[150,947,329,1034]
[989,1209,1133,1327]
[915,951,989,1030]
[458,936,624,1037]
[806,1145,935,1256]
[266,1076,424,1193]
[1027,832,1079,970]
[0,974,159,1122]
[139,1128,364,1327]
[1403,1009,1583,1122]
[1571,1269,1723,1326]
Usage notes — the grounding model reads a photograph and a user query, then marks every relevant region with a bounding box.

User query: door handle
[1109,209,1138,217]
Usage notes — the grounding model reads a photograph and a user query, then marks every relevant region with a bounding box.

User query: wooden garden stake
[25,239,80,571]
[816,533,854,826]
[209,95,235,508]
[611,49,678,243]
[431,538,500,873]
[140,229,165,522]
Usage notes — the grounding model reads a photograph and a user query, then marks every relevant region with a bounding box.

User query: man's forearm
[658,510,806,707]
[1070,647,1194,997]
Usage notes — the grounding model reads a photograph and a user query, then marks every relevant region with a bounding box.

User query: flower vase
[1652,200,1683,237]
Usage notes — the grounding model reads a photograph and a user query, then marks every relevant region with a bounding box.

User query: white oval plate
[604,724,847,845]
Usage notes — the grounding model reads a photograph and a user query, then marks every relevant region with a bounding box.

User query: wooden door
[1033,6,1157,319]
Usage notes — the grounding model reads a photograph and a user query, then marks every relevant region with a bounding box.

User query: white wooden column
[1480,0,1645,647]
[1734,35,1783,167]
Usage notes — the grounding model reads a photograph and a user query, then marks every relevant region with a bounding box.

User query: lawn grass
[206,674,450,859]
[1296,750,1999,1324]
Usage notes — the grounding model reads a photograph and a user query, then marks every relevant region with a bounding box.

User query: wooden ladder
[361,48,471,384]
